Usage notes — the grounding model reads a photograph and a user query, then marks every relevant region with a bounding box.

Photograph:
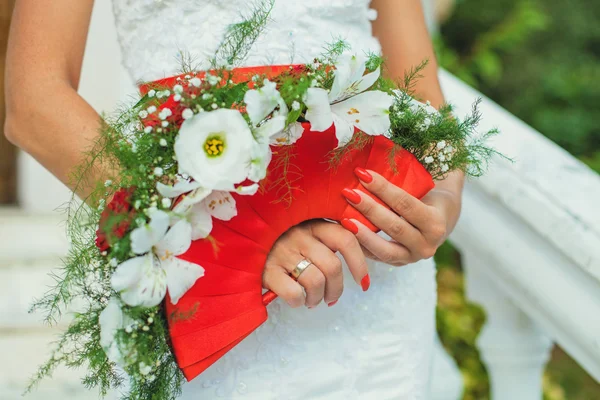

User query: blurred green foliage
[436,0,600,170]
[435,0,600,398]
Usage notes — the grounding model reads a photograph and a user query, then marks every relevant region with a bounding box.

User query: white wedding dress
[111,1,438,399]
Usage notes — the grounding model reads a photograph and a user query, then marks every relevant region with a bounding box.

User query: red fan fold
[141,67,435,381]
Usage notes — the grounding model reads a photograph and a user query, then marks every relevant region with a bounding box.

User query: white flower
[244,79,288,128]
[406,97,439,115]
[161,121,169,128]
[153,167,163,177]
[139,110,149,119]
[173,94,182,102]
[159,138,168,147]
[173,84,184,94]
[424,156,435,164]
[292,101,301,111]
[99,297,133,367]
[304,54,394,146]
[112,211,204,306]
[438,153,446,162]
[161,198,172,209]
[182,108,194,120]
[206,74,220,85]
[148,89,156,98]
[147,105,157,114]
[104,179,112,187]
[174,109,255,191]
[187,191,237,240]
[441,164,449,172]
[144,126,153,134]
[190,77,201,87]
[158,108,172,120]
[270,122,304,146]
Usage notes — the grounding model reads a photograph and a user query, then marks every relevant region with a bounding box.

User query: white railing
[441,70,600,399]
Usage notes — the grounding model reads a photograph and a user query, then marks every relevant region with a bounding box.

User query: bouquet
[27,3,500,399]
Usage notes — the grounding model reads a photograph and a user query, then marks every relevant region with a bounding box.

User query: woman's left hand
[340,168,462,266]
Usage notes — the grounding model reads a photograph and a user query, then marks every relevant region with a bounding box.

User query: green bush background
[434,0,600,398]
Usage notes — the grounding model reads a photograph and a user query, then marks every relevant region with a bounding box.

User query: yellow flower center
[204,134,226,158]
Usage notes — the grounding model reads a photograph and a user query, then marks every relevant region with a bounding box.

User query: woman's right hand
[263,219,370,308]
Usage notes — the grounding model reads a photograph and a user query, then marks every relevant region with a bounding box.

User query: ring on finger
[291,258,313,280]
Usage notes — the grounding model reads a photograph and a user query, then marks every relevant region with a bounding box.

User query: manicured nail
[355,167,373,183]
[341,218,359,234]
[328,300,338,307]
[341,188,361,204]
[361,274,371,292]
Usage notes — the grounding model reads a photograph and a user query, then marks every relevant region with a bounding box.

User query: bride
[5,0,464,398]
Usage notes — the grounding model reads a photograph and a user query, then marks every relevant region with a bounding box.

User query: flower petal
[155,219,192,258]
[112,254,167,307]
[244,79,284,126]
[270,122,305,146]
[157,179,202,198]
[189,203,213,240]
[99,297,123,350]
[332,114,356,147]
[304,88,333,132]
[354,67,380,94]
[205,191,237,221]
[254,115,287,140]
[331,91,394,136]
[130,210,169,255]
[172,187,212,215]
[165,257,205,304]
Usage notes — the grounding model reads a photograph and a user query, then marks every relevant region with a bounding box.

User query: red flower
[95,187,137,254]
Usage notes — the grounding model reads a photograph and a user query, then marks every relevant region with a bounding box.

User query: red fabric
[141,66,435,381]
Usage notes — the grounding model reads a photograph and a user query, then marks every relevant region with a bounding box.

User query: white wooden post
[463,250,553,400]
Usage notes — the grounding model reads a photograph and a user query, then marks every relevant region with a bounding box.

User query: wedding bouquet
[27,3,500,399]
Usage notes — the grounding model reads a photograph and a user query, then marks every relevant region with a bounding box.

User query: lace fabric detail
[111,0,381,83]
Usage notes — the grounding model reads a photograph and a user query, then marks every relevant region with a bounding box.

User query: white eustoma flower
[304,54,394,146]
[111,210,204,307]
[99,297,133,367]
[175,109,255,191]
[188,191,238,240]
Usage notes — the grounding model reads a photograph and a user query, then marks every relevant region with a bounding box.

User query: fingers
[299,238,344,305]
[341,218,413,266]
[354,168,433,230]
[341,187,424,252]
[282,254,326,308]
[262,264,305,308]
[310,220,369,290]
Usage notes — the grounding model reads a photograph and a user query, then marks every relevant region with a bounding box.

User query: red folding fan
[140,67,435,381]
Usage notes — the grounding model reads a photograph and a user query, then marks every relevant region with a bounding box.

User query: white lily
[304,54,394,146]
[111,210,204,307]
[99,297,133,367]
[270,122,305,146]
[174,109,255,191]
[188,191,238,240]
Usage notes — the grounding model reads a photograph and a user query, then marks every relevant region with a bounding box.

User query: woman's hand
[263,220,370,309]
[340,168,463,266]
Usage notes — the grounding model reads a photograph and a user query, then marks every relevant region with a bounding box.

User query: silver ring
[291,258,313,280]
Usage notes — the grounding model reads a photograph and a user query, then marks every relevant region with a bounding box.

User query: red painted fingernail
[361,274,371,292]
[355,167,373,183]
[341,188,361,204]
[328,300,338,307]
[341,218,359,234]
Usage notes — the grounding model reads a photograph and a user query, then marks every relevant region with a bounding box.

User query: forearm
[4,0,109,200]
[4,84,112,200]
[372,0,464,234]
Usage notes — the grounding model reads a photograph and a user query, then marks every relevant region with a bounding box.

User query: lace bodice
[111,0,381,83]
